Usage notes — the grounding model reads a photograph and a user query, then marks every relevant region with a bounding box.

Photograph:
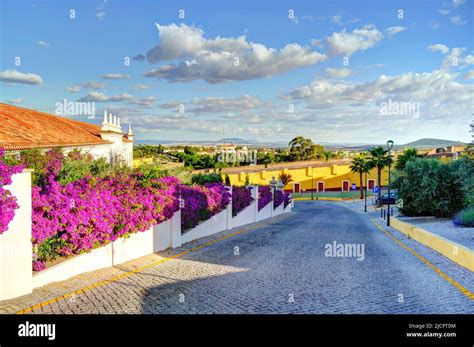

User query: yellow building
[222,161,389,193]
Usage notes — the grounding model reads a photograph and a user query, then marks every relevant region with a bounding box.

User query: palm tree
[350,155,370,199]
[395,148,423,171]
[367,146,391,206]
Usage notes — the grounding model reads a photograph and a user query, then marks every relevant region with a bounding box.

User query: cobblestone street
[2,201,473,314]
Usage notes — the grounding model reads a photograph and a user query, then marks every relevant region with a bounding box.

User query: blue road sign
[373,186,379,193]
[351,183,357,191]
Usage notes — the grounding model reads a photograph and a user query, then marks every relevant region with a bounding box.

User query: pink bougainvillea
[0,148,24,234]
[258,185,273,211]
[232,186,254,216]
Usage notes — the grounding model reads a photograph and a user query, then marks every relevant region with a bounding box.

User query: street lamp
[364,169,368,213]
[386,140,394,226]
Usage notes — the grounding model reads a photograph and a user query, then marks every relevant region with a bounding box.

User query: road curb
[390,216,474,272]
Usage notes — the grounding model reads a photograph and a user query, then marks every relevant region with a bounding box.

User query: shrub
[274,190,284,208]
[284,193,292,208]
[278,173,292,186]
[180,183,231,230]
[453,206,474,227]
[232,186,254,216]
[32,156,181,269]
[258,185,272,211]
[0,148,24,234]
[392,158,473,217]
[191,173,223,185]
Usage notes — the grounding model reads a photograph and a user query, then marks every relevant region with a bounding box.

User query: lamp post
[364,170,368,213]
[311,167,314,200]
[386,140,394,226]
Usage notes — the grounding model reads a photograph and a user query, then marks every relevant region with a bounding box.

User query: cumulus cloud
[453,0,465,7]
[463,70,474,80]
[286,70,473,110]
[450,15,466,25]
[37,40,49,47]
[330,15,342,24]
[144,23,326,83]
[134,84,149,90]
[189,94,268,113]
[427,45,474,69]
[100,73,130,80]
[66,85,81,93]
[427,43,450,54]
[325,67,352,78]
[7,98,24,104]
[82,80,105,89]
[386,26,406,37]
[0,69,43,85]
[133,54,145,62]
[78,92,155,107]
[438,9,450,15]
[326,25,382,56]
[100,73,130,79]
[441,47,474,69]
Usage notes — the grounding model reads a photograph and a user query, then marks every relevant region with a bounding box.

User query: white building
[0,103,134,167]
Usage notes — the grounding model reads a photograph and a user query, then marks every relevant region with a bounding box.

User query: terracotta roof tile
[0,103,131,150]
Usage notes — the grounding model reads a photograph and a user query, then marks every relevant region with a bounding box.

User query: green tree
[395,148,423,171]
[288,136,325,161]
[392,158,473,217]
[367,146,391,205]
[350,154,370,199]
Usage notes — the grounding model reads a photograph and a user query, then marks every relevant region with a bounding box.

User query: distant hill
[217,137,258,144]
[399,138,467,149]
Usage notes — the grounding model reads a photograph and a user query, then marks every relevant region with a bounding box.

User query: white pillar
[0,170,33,301]
[170,210,182,249]
[226,186,233,230]
[250,185,258,223]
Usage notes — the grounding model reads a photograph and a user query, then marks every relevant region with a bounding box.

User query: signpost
[351,183,356,202]
[372,186,378,206]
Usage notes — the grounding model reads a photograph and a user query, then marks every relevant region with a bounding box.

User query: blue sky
[1,0,473,144]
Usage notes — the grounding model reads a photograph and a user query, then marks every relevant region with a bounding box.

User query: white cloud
[442,47,474,69]
[7,98,24,104]
[37,40,49,47]
[330,15,341,24]
[0,69,43,85]
[78,92,155,107]
[326,25,382,56]
[463,70,474,80]
[453,0,465,7]
[386,26,406,37]
[189,94,267,113]
[325,67,352,78]
[450,15,466,25]
[286,70,473,110]
[438,9,450,15]
[427,44,450,54]
[134,84,149,90]
[82,80,105,89]
[144,23,326,83]
[100,73,130,79]
[310,39,324,49]
[66,85,81,93]
[97,0,106,20]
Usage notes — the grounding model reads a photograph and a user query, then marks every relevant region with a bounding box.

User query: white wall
[1,182,292,299]
[0,170,33,300]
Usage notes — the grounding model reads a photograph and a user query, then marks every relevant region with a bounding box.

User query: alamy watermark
[380,99,420,118]
[18,321,55,341]
[216,149,257,165]
[55,98,95,118]
[325,241,365,261]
